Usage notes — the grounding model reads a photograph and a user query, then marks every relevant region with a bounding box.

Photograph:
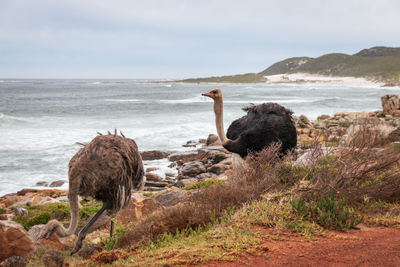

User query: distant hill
[176,73,267,83]
[175,46,400,85]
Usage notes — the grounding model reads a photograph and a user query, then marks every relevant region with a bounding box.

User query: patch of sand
[264,73,383,86]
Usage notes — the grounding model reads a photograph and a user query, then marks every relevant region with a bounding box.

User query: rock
[116,198,163,225]
[317,114,331,120]
[41,250,64,267]
[174,178,198,188]
[0,221,37,261]
[387,127,400,142]
[381,94,400,114]
[208,162,228,175]
[206,134,221,146]
[182,140,198,147]
[145,167,160,172]
[48,180,65,188]
[13,207,28,216]
[17,189,39,196]
[1,255,27,267]
[78,244,103,260]
[198,148,230,164]
[140,150,172,161]
[196,172,217,180]
[145,172,163,182]
[145,181,170,188]
[168,151,199,163]
[342,118,395,147]
[154,189,188,207]
[347,112,369,120]
[297,115,312,128]
[35,181,49,187]
[0,214,8,220]
[181,161,206,177]
[28,224,66,250]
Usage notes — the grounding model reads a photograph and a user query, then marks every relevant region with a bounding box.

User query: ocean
[0,79,399,196]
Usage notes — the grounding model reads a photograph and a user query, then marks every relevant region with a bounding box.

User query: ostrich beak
[202,92,213,97]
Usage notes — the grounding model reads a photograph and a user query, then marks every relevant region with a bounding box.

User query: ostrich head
[202,88,222,100]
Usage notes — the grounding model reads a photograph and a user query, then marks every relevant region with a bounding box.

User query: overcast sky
[1,0,399,79]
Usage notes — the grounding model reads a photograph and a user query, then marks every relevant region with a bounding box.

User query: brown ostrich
[45,130,144,255]
[202,88,297,158]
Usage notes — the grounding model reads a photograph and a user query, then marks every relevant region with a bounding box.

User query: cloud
[0,0,399,78]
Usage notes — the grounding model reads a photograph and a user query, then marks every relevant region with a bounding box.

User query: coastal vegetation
[175,46,400,85]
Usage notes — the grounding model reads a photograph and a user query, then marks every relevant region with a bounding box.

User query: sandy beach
[264,73,384,86]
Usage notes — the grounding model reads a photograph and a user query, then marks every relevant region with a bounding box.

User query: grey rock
[174,178,198,188]
[168,151,199,163]
[48,180,65,187]
[13,207,28,216]
[35,181,49,187]
[154,189,188,207]
[196,172,217,180]
[181,161,206,177]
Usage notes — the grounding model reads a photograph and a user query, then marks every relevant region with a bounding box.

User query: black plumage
[224,103,297,157]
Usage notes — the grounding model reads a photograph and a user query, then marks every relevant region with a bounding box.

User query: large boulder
[168,151,199,163]
[181,161,206,177]
[342,118,395,147]
[381,94,400,114]
[0,221,37,261]
[206,134,221,146]
[154,189,188,207]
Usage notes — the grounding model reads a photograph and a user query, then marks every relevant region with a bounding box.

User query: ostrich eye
[212,90,218,94]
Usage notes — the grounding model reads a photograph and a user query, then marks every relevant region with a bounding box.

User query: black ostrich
[45,130,144,255]
[202,88,297,158]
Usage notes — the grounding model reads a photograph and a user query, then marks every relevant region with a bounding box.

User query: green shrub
[100,220,125,251]
[14,212,51,231]
[291,190,363,231]
[0,208,5,214]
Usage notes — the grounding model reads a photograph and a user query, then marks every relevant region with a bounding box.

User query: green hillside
[176,73,267,83]
[259,47,400,85]
[175,46,400,85]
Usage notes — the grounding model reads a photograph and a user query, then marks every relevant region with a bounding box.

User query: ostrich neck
[213,98,229,145]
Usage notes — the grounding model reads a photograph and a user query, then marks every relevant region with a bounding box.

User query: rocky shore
[2,94,400,265]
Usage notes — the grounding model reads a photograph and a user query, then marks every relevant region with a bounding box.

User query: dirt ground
[203,225,400,267]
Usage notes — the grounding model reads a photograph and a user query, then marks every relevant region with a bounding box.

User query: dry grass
[116,144,285,249]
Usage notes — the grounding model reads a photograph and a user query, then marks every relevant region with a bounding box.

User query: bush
[291,190,363,230]
[14,212,51,231]
[100,220,125,251]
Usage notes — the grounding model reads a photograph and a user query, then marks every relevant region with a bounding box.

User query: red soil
[203,225,400,267]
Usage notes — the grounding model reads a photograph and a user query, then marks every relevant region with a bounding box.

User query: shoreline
[264,73,385,87]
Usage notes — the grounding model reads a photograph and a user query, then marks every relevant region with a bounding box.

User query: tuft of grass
[0,208,5,214]
[291,190,363,231]
[182,179,225,190]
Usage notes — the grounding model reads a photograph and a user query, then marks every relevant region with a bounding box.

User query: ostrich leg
[70,202,109,255]
[110,219,114,237]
